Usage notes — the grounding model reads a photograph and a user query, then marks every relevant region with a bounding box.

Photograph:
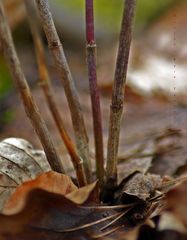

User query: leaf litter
[0,138,186,239]
[0,2,187,239]
[2,74,185,238]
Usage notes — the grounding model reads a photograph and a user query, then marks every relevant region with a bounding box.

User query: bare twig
[106,0,137,187]
[62,212,121,232]
[0,0,64,173]
[24,0,86,186]
[35,0,91,181]
[85,0,104,183]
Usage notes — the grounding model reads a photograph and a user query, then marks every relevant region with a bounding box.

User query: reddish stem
[86,0,94,43]
[85,0,104,183]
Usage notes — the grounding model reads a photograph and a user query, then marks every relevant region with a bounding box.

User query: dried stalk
[35,0,91,181]
[0,0,64,173]
[24,0,87,186]
[106,0,137,187]
[85,0,104,183]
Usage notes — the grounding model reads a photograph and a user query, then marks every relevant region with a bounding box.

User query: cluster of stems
[0,0,137,189]
[35,0,92,182]
[24,0,87,186]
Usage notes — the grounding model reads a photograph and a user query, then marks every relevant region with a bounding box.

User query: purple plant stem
[106,0,137,187]
[85,0,104,183]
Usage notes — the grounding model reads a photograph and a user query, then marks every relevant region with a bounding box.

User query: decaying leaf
[118,173,162,201]
[3,171,77,215]
[149,129,187,177]
[118,157,152,184]
[66,181,98,204]
[166,179,187,229]
[1,138,50,172]
[158,212,187,234]
[0,189,117,240]
[0,138,50,212]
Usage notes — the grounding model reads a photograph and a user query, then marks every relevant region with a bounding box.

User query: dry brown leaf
[3,171,77,215]
[166,179,187,229]
[66,181,98,204]
[149,129,187,177]
[0,189,115,240]
[2,138,50,172]
[118,157,152,184]
[159,212,187,234]
[0,138,50,212]
[120,173,162,201]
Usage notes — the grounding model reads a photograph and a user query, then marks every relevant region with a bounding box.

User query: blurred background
[0,0,187,157]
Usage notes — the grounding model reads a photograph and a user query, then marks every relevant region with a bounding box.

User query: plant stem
[35,0,92,182]
[24,0,87,186]
[85,0,104,183]
[0,0,64,173]
[105,0,137,187]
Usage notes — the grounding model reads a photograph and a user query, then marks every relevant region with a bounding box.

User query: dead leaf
[138,224,187,240]
[159,212,187,234]
[166,179,187,228]
[149,130,187,177]
[0,189,116,240]
[66,181,98,204]
[120,173,162,201]
[0,138,50,212]
[2,138,50,172]
[118,157,152,184]
[3,171,77,215]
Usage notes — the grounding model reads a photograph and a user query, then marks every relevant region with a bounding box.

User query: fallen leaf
[2,138,50,172]
[66,181,98,204]
[166,179,187,228]
[3,171,77,215]
[138,224,187,240]
[0,189,116,240]
[118,157,152,184]
[120,173,162,201]
[159,212,187,234]
[149,130,187,177]
[0,138,50,212]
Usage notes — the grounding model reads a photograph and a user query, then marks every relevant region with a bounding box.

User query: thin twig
[118,145,180,164]
[92,225,124,239]
[106,0,137,187]
[62,212,121,232]
[80,202,137,210]
[85,0,104,183]
[0,0,64,173]
[24,0,87,186]
[35,0,92,181]
[118,153,155,162]
[100,209,129,231]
